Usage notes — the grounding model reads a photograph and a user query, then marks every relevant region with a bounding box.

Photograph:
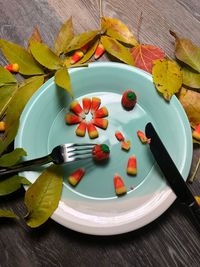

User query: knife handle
[188,201,200,230]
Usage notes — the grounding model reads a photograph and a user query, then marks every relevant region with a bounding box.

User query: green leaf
[0,66,17,86]
[0,39,44,75]
[101,36,134,65]
[101,17,138,46]
[24,165,63,228]
[0,209,19,219]
[54,17,74,56]
[29,40,63,70]
[182,68,200,90]
[0,148,27,167]
[65,30,99,53]
[152,59,182,101]
[0,84,18,118]
[171,31,200,73]
[55,68,73,97]
[0,175,31,196]
[0,76,44,154]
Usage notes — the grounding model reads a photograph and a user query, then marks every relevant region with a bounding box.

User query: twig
[188,157,200,183]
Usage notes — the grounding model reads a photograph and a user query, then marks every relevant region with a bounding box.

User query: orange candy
[70,51,84,64]
[70,100,85,119]
[91,97,101,114]
[87,122,99,139]
[115,131,125,142]
[137,130,151,144]
[114,174,127,196]
[127,155,137,175]
[92,118,108,129]
[93,106,108,118]
[82,97,91,114]
[192,124,200,141]
[65,114,82,125]
[0,121,6,132]
[121,140,131,151]
[76,121,87,137]
[68,168,85,186]
[94,43,105,60]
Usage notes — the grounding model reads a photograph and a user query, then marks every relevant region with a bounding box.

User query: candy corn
[90,97,101,114]
[82,97,91,114]
[80,43,89,53]
[94,42,105,60]
[115,131,125,142]
[87,122,99,139]
[192,124,200,140]
[121,140,131,151]
[121,90,137,110]
[137,130,151,144]
[65,114,82,125]
[70,100,85,119]
[76,121,87,137]
[92,118,108,129]
[93,106,108,118]
[114,174,127,196]
[127,155,137,175]
[92,144,110,161]
[68,168,85,186]
[4,63,19,73]
[195,196,200,206]
[70,50,84,64]
[0,121,6,132]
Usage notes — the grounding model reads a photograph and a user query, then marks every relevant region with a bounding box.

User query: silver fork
[0,143,96,176]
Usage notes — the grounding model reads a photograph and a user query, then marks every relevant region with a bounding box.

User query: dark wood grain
[0,0,200,266]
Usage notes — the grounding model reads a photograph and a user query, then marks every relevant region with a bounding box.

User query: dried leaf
[29,27,42,44]
[0,148,27,167]
[0,76,44,154]
[0,209,19,219]
[0,39,44,75]
[0,84,18,118]
[101,17,138,46]
[55,68,73,97]
[171,31,200,73]
[24,165,63,228]
[54,17,74,55]
[65,30,99,53]
[182,67,200,90]
[0,66,17,86]
[131,44,165,73]
[29,40,63,70]
[101,36,134,65]
[178,87,200,128]
[0,175,31,196]
[152,59,182,101]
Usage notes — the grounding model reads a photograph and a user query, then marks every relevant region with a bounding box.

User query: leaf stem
[188,157,200,183]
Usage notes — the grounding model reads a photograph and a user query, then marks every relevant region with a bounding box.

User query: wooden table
[0,0,200,266]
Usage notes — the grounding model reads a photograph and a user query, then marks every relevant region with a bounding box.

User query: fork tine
[68,150,93,158]
[67,147,94,153]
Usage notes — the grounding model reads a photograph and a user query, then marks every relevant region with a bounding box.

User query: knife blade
[145,122,200,227]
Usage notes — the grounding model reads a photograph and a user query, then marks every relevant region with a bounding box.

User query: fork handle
[0,155,52,177]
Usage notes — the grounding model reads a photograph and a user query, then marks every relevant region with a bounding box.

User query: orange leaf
[131,44,165,73]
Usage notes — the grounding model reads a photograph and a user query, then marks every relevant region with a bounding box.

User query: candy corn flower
[65,97,109,139]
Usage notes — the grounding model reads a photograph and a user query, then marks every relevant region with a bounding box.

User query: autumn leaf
[24,165,63,228]
[0,209,19,219]
[182,67,200,90]
[170,31,200,73]
[152,59,182,101]
[64,30,99,53]
[131,44,165,73]
[0,39,44,75]
[0,84,18,118]
[101,17,138,46]
[178,87,200,128]
[29,40,63,70]
[0,175,31,196]
[101,35,134,65]
[0,66,17,87]
[0,148,27,167]
[54,17,74,56]
[55,68,73,97]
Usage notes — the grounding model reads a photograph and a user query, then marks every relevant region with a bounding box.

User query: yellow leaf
[101,36,134,65]
[152,59,182,101]
[182,67,200,90]
[101,17,138,46]
[0,209,19,219]
[55,68,73,97]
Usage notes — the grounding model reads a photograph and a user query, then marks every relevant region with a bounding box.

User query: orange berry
[0,121,6,132]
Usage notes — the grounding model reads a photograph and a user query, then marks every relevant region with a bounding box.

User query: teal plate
[15,62,192,235]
